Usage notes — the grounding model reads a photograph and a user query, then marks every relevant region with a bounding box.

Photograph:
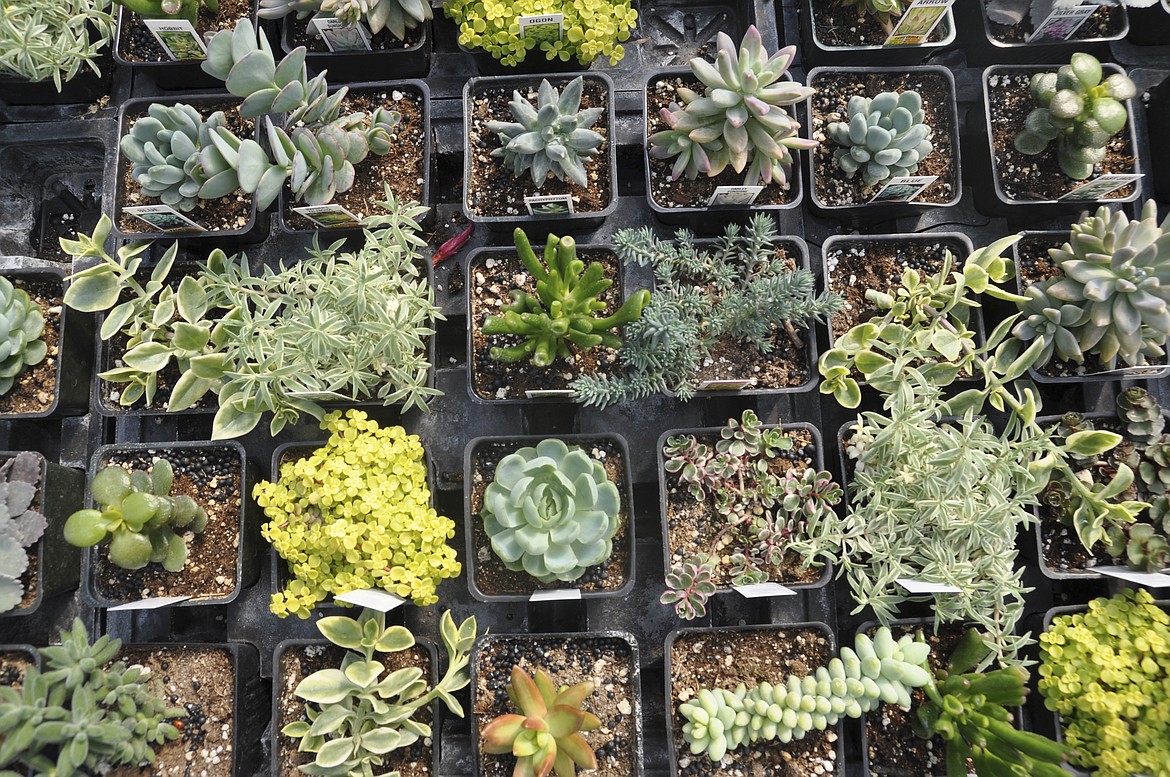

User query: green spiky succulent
[648,25,818,188]
[0,0,115,91]
[1012,200,1170,370]
[0,453,47,613]
[481,438,620,584]
[827,90,933,187]
[840,0,906,34]
[258,0,430,38]
[1013,53,1137,180]
[485,77,606,189]
[63,458,208,572]
[0,277,47,396]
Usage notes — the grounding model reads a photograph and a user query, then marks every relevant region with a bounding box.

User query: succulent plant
[0,453,47,613]
[482,228,649,368]
[826,90,933,187]
[63,458,208,572]
[480,666,602,777]
[481,438,621,584]
[1107,521,1170,571]
[1117,386,1166,443]
[259,0,430,38]
[840,0,906,33]
[0,277,47,397]
[116,0,214,25]
[1013,53,1137,180]
[0,0,115,91]
[660,555,717,620]
[485,77,606,189]
[648,26,818,188]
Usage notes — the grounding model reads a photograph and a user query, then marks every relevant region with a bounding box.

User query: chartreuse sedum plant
[0,453,47,613]
[1013,53,1137,180]
[257,410,460,619]
[283,609,476,777]
[483,228,649,368]
[443,0,637,66]
[482,438,620,584]
[1013,200,1170,371]
[827,90,933,187]
[63,457,207,572]
[486,77,605,189]
[0,276,47,396]
[840,0,906,34]
[1039,589,1170,777]
[0,618,182,777]
[480,666,602,777]
[649,26,817,188]
[0,0,114,91]
[260,0,430,39]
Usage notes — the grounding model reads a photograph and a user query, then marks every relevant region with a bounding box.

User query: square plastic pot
[795,0,957,68]
[280,16,431,81]
[955,0,1129,66]
[0,55,113,106]
[455,40,593,76]
[112,3,256,90]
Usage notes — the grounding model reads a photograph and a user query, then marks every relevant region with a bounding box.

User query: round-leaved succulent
[827,90,933,187]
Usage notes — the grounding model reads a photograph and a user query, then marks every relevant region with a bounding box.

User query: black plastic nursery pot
[0,55,114,107]
[472,631,644,777]
[1147,74,1170,205]
[664,622,845,776]
[456,40,592,77]
[463,433,636,602]
[280,16,431,82]
[1124,0,1170,44]
[795,0,957,68]
[463,72,619,235]
[0,452,85,619]
[80,440,259,609]
[955,0,1129,66]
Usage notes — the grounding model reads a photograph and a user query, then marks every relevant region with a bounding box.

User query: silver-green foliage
[485,77,605,189]
[0,452,46,613]
[827,90,933,187]
[0,276,47,396]
[0,0,114,91]
[259,0,431,39]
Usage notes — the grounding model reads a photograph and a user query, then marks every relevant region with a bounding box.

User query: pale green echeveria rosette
[482,438,620,584]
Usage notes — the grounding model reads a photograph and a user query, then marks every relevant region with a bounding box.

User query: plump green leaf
[1064,429,1122,457]
[295,669,352,704]
[317,615,364,650]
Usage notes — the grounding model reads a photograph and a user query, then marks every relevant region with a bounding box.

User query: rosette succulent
[841,0,906,33]
[0,453,47,613]
[827,90,933,187]
[481,438,620,584]
[259,0,430,39]
[0,277,47,396]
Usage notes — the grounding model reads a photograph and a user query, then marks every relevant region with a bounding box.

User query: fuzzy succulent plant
[0,453,47,613]
[648,25,817,187]
[481,438,621,584]
[826,90,933,187]
[0,277,47,397]
[258,0,430,39]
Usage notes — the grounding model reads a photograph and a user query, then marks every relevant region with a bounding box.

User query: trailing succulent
[1013,52,1137,180]
[486,77,606,189]
[0,618,183,776]
[480,666,602,777]
[649,26,818,188]
[481,438,620,584]
[259,0,431,39]
[0,276,48,396]
[826,90,933,187]
[63,457,208,572]
[0,452,47,613]
[482,228,649,368]
[1013,200,1170,371]
[283,609,476,777]
[0,0,115,91]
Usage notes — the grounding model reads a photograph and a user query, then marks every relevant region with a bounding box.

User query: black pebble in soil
[105,448,239,498]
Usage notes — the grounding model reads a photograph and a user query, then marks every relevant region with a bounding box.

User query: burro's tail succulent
[0,276,47,396]
[0,452,47,613]
[481,438,620,584]
[827,90,933,187]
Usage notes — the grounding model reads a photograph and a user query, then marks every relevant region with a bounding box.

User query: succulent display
[481,438,621,584]
[649,26,818,188]
[485,77,606,189]
[1013,53,1137,180]
[0,453,47,613]
[259,0,431,38]
[63,457,208,572]
[841,0,906,33]
[0,277,47,397]
[0,0,115,90]
[826,90,934,187]
[480,666,602,777]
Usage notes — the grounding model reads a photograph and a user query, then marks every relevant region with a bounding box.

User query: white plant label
[525,389,577,398]
[110,596,192,611]
[524,194,574,216]
[706,186,764,207]
[519,13,564,42]
[1028,4,1098,41]
[530,588,581,602]
[897,578,962,594]
[334,589,407,611]
[885,0,953,46]
[143,19,207,60]
[1095,566,1170,588]
[734,583,797,598]
[696,379,756,391]
[309,14,372,52]
[123,205,207,233]
[870,175,938,203]
[1059,173,1143,201]
[292,203,363,228]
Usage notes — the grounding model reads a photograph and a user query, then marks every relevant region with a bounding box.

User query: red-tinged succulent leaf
[558,733,597,770]
[545,705,586,738]
[532,743,557,777]
[580,711,601,732]
[533,668,557,705]
[510,667,548,717]
[481,714,525,753]
[551,680,594,709]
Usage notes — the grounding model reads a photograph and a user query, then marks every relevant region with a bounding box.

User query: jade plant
[482,228,649,368]
[0,276,48,396]
[486,77,605,189]
[1013,52,1137,180]
[480,666,602,777]
[257,410,461,619]
[259,0,431,39]
[0,453,47,613]
[481,438,620,584]
[63,457,208,572]
[0,0,115,91]
[0,618,183,776]
[283,609,476,777]
[649,26,818,188]
[1039,589,1170,777]
[826,90,933,187]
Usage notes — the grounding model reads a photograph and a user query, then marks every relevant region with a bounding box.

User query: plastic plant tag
[1028,4,1098,42]
[885,0,954,45]
[707,186,764,207]
[897,578,962,593]
[291,203,363,228]
[1094,566,1170,588]
[734,583,796,598]
[519,13,564,43]
[334,589,408,611]
[530,588,581,602]
[1059,174,1143,201]
[696,379,756,391]
[309,14,372,52]
[524,194,574,216]
[109,596,192,611]
[143,19,207,60]
[870,175,938,203]
[525,389,577,398]
[123,205,207,234]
